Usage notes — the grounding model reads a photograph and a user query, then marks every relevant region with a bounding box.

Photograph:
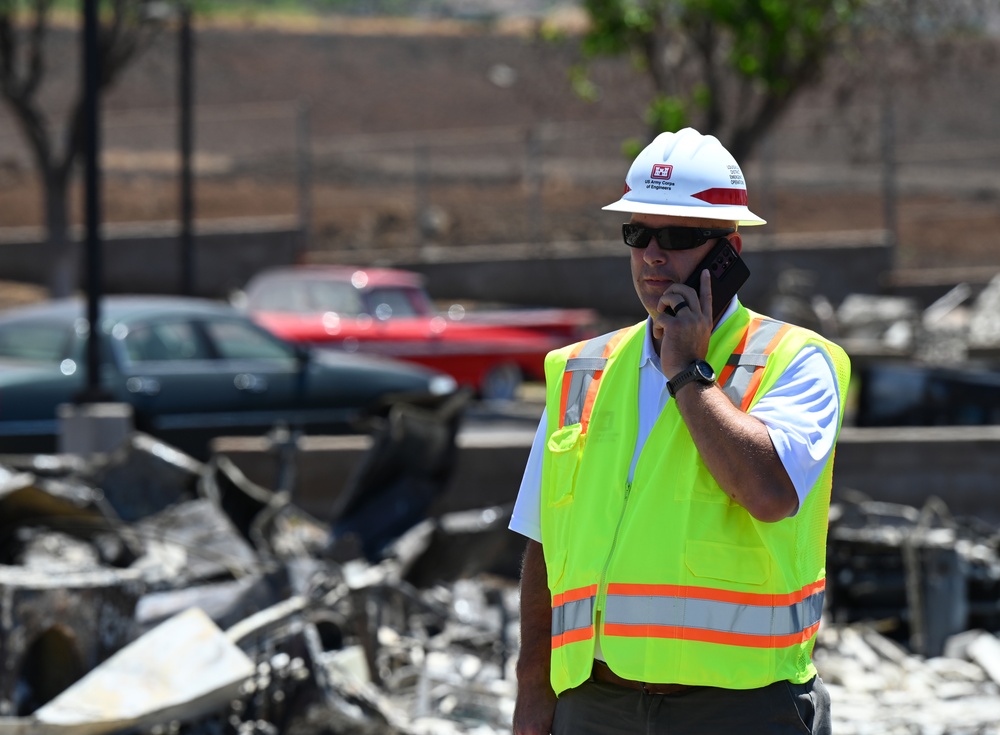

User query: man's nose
[643,239,669,264]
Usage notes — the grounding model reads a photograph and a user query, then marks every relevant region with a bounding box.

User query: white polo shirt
[508,299,842,542]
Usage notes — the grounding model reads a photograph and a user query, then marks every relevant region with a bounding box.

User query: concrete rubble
[815,624,1000,735]
[824,275,1000,428]
[0,427,998,733]
[833,273,1000,366]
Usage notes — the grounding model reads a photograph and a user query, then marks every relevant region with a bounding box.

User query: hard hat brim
[602,199,767,227]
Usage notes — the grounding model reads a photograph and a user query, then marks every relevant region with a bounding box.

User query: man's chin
[642,282,669,302]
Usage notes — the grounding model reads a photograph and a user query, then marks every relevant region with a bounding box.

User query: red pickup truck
[238,265,598,400]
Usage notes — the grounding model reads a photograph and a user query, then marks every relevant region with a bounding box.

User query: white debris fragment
[967,632,1000,686]
[33,607,255,733]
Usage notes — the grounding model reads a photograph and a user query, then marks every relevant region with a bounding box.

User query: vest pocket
[542,424,585,591]
[685,539,771,585]
[545,423,586,507]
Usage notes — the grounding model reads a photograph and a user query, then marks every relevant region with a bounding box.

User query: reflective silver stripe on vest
[720,319,785,407]
[552,596,596,638]
[604,588,824,639]
[561,331,620,427]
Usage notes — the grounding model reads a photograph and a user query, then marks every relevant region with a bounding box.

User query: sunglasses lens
[622,225,734,250]
[622,225,699,250]
[622,224,649,249]
[667,229,697,249]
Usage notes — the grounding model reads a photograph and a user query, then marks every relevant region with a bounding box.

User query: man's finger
[700,268,713,317]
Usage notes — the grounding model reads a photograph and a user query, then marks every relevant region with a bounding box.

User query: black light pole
[79,0,105,402]
[179,0,194,295]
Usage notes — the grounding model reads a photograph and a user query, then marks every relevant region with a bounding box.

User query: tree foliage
[578,0,865,160]
[0,0,163,296]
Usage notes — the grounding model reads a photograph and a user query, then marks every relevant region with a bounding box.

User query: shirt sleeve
[508,408,548,542]
[748,345,842,513]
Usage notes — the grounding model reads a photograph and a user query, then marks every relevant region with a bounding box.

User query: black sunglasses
[621,224,735,251]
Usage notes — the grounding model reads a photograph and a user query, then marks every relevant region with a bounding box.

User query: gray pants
[552,676,831,735]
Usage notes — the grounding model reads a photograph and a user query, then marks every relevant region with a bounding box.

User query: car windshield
[251,279,365,316]
[0,321,71,362]
[307,281,364,315]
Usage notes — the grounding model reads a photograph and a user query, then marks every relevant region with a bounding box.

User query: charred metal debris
[0,429,520,735]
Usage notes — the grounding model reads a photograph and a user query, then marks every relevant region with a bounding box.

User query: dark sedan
[0,296,459,458]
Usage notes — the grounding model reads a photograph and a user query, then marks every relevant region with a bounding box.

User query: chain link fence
[84,74,999,271]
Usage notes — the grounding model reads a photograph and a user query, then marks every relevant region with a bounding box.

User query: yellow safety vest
[539,304,851,694]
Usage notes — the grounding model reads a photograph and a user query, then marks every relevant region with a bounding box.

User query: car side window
[366,287,425,319]
[0,322,71,362]
[123,321,210,363]
[202,320,295,361]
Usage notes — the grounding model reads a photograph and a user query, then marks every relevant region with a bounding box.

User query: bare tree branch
[0,0,164,294]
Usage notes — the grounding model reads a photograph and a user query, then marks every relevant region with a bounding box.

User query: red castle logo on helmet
[650,164,673,180]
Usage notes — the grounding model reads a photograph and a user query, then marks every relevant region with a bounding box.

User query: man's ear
[728,232,743,254]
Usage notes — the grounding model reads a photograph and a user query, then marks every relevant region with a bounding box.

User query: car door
[0,319,82,452]
[115,317,245,449]
[195,316,301,429]
[119,315,309,456]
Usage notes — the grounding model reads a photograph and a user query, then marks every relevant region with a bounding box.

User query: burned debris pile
[1,426,999,733]
[821,490,1000,733]
[0,432,521,734]
[830,274,1000,427]
[828,491,1000,657]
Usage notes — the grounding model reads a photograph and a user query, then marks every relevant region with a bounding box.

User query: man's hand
[513,683,557,735]
[514,540,558,734]
[653,268,713,378]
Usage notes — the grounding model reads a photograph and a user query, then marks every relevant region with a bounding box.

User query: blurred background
[1,0,999,300]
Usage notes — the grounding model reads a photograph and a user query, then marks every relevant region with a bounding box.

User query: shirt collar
[640,297,741,372]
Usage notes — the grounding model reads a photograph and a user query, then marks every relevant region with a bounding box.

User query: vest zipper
[596,481,632,613]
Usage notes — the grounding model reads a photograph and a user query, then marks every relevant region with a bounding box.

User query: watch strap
[666,360,714,397]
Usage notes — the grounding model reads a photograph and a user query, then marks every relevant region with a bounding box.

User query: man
[509,127,850,735]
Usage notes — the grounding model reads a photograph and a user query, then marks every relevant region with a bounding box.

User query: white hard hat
[602,127,766,226]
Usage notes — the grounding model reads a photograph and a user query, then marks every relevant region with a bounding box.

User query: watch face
[695,360,716,382]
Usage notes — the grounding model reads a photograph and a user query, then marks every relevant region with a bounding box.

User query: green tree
[0,0,163,297]
[578,0,864,160]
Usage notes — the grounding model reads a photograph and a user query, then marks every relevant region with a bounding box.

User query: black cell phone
[684,238,750,321]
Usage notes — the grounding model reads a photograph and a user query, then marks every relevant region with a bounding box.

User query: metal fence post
[525,126,543,242]
[880,76,899,262]
[759,131,776,242]
[296,98,313,259]
[179,0,195,295]
[415,144,430,248]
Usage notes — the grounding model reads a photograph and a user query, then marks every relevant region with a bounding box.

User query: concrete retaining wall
[0,217,302,299]
[213,425,1000,525]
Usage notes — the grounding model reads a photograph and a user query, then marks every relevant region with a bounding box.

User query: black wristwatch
[666,359,716,397]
